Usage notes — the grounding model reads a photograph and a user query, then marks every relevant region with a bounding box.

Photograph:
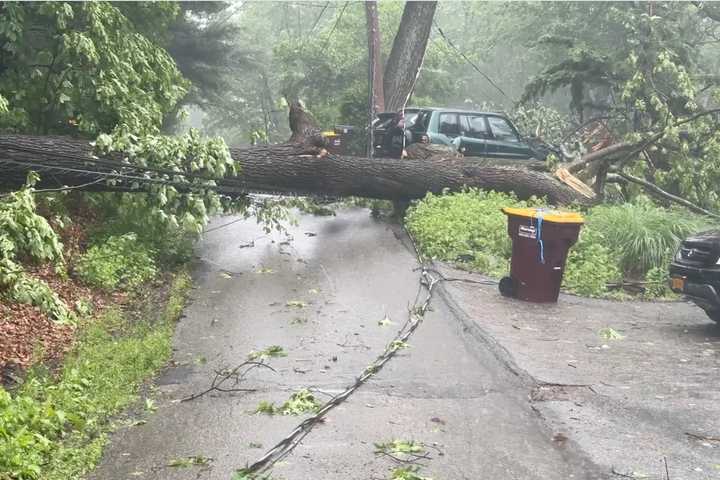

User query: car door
[432,112,460,146]
[485,115,535,159]
[456,114,489,156]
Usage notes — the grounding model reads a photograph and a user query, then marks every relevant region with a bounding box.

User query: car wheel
[704,309,720,324]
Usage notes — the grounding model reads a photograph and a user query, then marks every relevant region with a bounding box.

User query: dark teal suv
[375,107,549,160]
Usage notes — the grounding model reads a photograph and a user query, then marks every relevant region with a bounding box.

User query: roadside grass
[405,189,712,298]
[0,271,191,480]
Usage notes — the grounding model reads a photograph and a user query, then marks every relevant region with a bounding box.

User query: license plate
[671,276,685,291]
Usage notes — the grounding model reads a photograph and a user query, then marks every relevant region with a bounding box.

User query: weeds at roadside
[0,271,191,480]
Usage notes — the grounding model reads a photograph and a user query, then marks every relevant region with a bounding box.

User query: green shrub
[404,189,709,299]
[0,272,190,480]
[644,266,672,298]
[83,192,196,267]
[584,198,710,276]
[563,236,621,297]
[0,173,73,322]
[406,189,543,277]
[76,234,157,290]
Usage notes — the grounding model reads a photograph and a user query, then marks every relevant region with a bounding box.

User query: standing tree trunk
[383,1,437,111]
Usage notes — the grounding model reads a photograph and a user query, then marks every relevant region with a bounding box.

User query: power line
[320,2,349,51]
[432,19,509,101]
[309,2,330,33]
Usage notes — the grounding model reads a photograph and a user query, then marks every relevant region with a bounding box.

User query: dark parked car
[670,229,720,323]
[372,107,554,160]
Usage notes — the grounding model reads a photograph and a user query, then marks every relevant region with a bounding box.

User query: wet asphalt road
[91,208,606,480]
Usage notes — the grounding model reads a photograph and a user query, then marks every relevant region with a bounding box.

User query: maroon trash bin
[500,207,584,303]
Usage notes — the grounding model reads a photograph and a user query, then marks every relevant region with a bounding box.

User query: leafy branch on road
[247,345,287,361]
[374,440,441,465]
[254,388,321,416]
[389,466,434,480]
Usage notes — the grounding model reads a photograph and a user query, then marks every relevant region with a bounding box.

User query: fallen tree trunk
[0,134,587,205]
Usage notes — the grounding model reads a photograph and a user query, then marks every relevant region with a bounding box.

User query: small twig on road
[685,432,720,442]
[610,467,637,478]
[181,361,276,402]
[663,456,670,480]
[376,450,433,465]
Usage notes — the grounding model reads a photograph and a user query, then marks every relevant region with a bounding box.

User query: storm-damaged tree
[3,1,720,218]
[518,2,720,211]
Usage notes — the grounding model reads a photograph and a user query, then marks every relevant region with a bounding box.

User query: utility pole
[365,0,384,158]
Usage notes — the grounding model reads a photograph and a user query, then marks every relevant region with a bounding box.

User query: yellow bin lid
[502,207,584,224]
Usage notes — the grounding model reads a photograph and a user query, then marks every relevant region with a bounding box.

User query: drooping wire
[432,18,509,101]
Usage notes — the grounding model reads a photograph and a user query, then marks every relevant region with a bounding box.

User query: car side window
[410,111,429,132]
[460,115,490,139]
[439,113,460,136]
[487,116,519,142]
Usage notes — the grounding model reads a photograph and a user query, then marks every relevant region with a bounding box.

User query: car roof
[409,107,508,117]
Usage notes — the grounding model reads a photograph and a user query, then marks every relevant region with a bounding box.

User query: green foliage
[406,190,708,298]
[0,173,73,323]
[246,345,287,361]
[93,128,238,236]
[0,174,63,263]
[644,266,672,299]
[255,388,320,416]
[2,272,74,323]
[562,239,621,297]
[406,189,543,277]
[0,2,187,135]
[511,103,572,145]
[517,2,720,211]
[584,200,709,276]
[75,233,157,291]
[374,439,425,456]
[279,388,320,415]
[0,271,190,480]
[254,401,277,416]
[390,466,433,480]
[599,327,625,341]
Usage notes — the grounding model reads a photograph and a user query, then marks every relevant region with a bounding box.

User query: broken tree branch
[614,171,720,219]
[181,361,276,402]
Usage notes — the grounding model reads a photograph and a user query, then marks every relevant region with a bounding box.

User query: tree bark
[0,134,586,205]
[383,1,437,111]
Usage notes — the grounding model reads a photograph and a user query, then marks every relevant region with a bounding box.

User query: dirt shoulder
[435,262,720,480]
